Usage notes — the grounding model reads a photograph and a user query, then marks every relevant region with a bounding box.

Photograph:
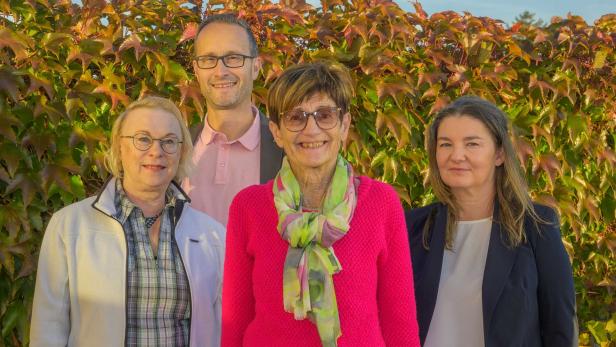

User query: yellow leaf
[593,50,608,69]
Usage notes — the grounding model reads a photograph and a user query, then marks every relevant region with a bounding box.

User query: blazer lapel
[416,204,448,344]
[189,122,204,145]
[482,203,518,340]
[259,111,284,183]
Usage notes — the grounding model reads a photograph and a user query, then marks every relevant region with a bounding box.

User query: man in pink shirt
[183,14,283,225]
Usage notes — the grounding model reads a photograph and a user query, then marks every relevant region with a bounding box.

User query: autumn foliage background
[0,0,614,345]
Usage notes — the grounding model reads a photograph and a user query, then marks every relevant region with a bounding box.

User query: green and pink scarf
[273,155,357,347]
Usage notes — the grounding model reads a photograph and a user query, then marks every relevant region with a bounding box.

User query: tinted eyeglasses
[280,107,342,132]
[194,54,255,69]
[121,134,183,154]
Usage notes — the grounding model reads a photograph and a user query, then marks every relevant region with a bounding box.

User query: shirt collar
[201,105,261,150]
[113,179,177,225]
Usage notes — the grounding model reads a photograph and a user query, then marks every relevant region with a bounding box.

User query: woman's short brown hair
[104,96,193,182]
[266,61,354,124]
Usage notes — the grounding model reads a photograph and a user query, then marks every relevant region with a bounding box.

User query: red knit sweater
[222,176,420,347]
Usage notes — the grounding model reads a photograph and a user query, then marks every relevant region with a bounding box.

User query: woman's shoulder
[43,196,111,238]
[406,202,442,223]
[229,181,275,213]
[52,196,99,221]
[180,205,225,249]
[530,202,559,221]
[356,176,398,202]
[525,202,561,240]
[182,204,224,231]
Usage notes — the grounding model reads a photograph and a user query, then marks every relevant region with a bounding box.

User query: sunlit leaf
[118,34,148,61]
[179,22,199,44]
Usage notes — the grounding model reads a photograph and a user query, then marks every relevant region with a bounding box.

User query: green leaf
[587,320,609,343]
[165,60,188,82]
[70,175,86,200]
[0,142,24,176]
[78,39,104,55]
[592,50,608,69]
[606,314,616,333]
[1,301,26,337]
[370,150,387,167]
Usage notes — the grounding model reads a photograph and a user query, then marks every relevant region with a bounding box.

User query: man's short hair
[194,13,258,56]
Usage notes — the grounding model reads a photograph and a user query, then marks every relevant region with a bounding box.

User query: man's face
[193,22,260,111]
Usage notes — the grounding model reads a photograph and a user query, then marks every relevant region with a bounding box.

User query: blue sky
[308,0,614,25]
[403,0,614,25]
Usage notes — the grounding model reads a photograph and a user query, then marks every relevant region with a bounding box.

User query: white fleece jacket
[30,178,224,347]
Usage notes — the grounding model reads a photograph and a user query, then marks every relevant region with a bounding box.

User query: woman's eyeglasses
[280,107,341,132]
[121,134,183,154]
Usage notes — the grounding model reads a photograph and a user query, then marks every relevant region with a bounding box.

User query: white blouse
[424,218,493,347]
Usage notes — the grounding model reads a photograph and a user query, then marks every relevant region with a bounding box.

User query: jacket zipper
[171,201,192,347]
[90,204,130,347]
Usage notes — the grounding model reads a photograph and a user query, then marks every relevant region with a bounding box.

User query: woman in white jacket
[30,96,224,347]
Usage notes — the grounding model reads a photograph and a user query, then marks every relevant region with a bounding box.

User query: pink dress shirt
[182,107,261,225]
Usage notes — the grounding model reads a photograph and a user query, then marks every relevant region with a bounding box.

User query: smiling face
[120,107,183,194]
[269,92,350,173]
[193,22,260,111]
[436,115,504,196]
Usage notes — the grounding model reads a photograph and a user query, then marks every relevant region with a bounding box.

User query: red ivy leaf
[413,2,428,20]
[429,96,451,115]
[0,166,9,184]
[533,154,561,186]
[41,164,72,193]
[376,79,413,103]
[583,197,601,221]
[5,173,38,207]
[514,138,534,166]
[178,80,205,117]
[92,84,130,110]
[21,131,56,159]
[179,22,199,45]
[28,74,55,99]
[0,28,30,61]
[119,34,149,61]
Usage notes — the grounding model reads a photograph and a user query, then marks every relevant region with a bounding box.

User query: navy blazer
[406,202,578,347]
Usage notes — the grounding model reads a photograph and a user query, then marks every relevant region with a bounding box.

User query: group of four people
[29,13,577,347]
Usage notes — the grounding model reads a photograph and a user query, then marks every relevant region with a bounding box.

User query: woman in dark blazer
[406,96,577,347]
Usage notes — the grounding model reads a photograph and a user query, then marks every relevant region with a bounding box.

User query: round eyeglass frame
[120,135,183,154]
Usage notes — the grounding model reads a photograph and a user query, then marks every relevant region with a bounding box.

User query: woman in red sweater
[221,62,420,347]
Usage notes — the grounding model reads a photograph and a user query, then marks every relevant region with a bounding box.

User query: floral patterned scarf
[273,155,357,347]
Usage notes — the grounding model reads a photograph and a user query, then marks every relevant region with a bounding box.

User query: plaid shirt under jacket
[114,180,191,347]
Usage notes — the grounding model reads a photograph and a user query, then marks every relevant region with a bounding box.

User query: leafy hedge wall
[0,0,614,345]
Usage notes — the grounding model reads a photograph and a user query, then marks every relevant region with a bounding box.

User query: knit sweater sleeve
[221,189,256,347]
[375,182,421,347]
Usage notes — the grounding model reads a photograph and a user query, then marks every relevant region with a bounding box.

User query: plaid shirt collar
[113,180,177,225]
